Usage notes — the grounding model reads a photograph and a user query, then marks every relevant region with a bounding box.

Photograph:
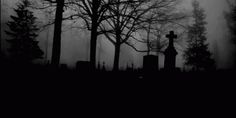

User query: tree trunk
[90,22,98,71]
[0,1,2,55]
[89,1,101,71]
[113,27,121,72]
[51,0,64,69]
[147,23,151,55]
[113,44,121,72]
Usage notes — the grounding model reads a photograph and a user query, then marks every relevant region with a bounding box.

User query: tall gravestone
[76,61,91,72]
[143,55,159,72]
[164,31,178,71]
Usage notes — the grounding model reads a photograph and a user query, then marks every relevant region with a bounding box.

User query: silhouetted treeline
[225,0,236,68]
[183,0,215,71]
[3,0,236,76]
[34,0,187,71]
[5,0,43,64]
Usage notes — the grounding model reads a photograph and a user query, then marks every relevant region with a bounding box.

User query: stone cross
[164,31,178,71]
[166,31,177,47]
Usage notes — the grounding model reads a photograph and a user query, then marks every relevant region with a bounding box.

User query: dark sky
[1,0,235,70]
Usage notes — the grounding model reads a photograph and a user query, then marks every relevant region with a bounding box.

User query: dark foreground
[1,63,235,116]
[1,63,235,85]
[2,63,235,97]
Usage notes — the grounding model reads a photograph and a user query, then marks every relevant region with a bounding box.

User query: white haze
[1,0,234,69]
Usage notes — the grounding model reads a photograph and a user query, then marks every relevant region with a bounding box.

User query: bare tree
[31,0,66,68]
[31,0,109,69]
[99,0,153,71]
[31,0,187,71]
[100,0,187,71]
[51,0,65,68]
[137,0,188,55]
[64,0,113,70]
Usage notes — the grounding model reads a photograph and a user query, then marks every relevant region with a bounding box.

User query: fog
[1,0,234,70]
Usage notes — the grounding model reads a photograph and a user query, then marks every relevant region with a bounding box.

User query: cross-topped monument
[164,31,178,71]
[166,31,177,48]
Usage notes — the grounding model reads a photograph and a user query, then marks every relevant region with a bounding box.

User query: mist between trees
[2,0,231,73]
[27,0,188,70]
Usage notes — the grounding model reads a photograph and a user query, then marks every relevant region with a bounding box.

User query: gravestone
[102,62,106,71]
[76,61,91,72]
[126,63,134,72]
[143,55,159,72]
[60,64,68,71]
[164,31,178,71]
[97,62,101,71]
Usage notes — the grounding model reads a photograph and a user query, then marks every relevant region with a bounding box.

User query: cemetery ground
[2,61,234,109]
[1,54,235,91]
[1,61,235,82]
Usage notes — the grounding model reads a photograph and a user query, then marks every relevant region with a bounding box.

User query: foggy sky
[1,0,234,70]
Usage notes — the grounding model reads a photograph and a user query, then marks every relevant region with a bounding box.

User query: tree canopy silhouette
[100,0,155,71]
[5,0,44,64]
[32,0,187,71]
[100,0,186,71]
[183,0,215,71]
[138,0,188,56]
[67,0,115,70]
[225,0,236,67]
[34,0,113,70]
